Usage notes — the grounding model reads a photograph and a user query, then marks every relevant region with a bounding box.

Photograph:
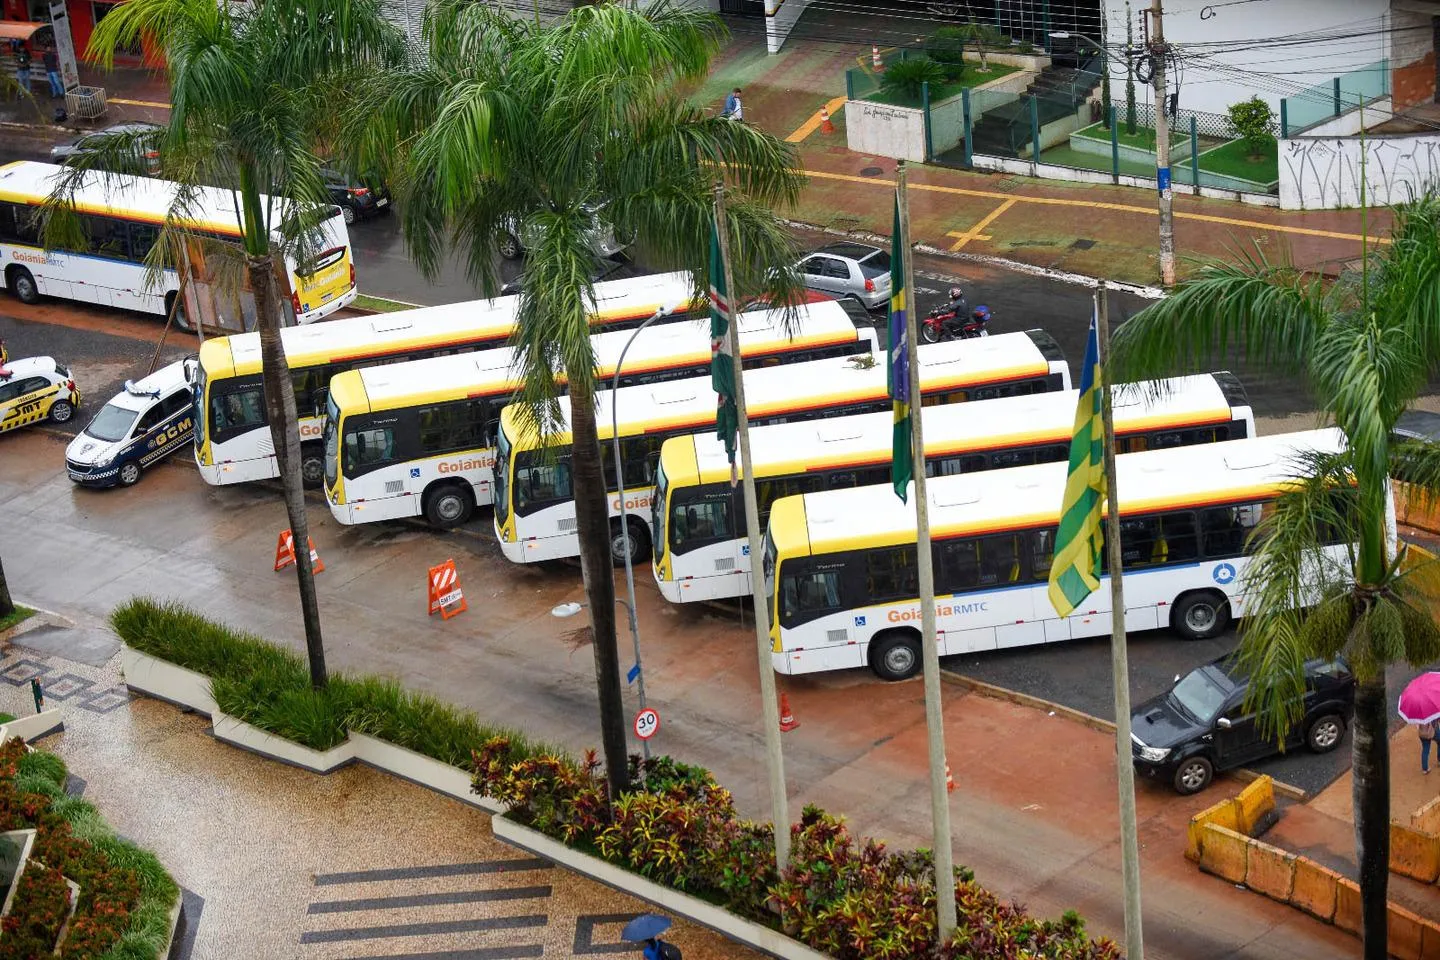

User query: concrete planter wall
[0,710,64,744]
[492,816,832,960]
[119,646,502,813]
[845,100,927,163]
[121,646,217,716]
[1068,128,1194,164]
[964,50,1051,72]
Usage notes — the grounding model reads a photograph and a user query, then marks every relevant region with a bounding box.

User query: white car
[0,357,81,434]
[65,359,196,488]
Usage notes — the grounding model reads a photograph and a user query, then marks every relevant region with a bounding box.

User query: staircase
[968,56,1102,158]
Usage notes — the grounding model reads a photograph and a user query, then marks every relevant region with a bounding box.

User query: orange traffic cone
[778,693,800,732]
[274,529,325,574]
[945,762,955,793]
[872,44,883,71]
[820,106,835,134]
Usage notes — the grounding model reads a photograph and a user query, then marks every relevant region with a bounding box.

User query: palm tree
[0,556,13,620]
[60,0,405,688]
[1111,197,1440,960]
[345,0,804,798]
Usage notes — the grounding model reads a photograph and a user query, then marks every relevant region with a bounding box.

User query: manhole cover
[1070,238,1096,250]
[859,166,885,177]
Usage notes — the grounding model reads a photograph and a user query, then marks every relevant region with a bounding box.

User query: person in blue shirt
[642,936,681,959]
[720,87,742,121]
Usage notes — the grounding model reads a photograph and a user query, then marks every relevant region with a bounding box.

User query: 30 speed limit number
[633,707,660,740]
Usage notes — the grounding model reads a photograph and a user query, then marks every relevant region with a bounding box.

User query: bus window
[978,536,1022,584]
[781,569,842,625]
[935,539,982,593]
[128,222,160,261]
[85,216,130,259]
[0,203,40,244]
[516,460,572,511]
[1199,506,1247,557]
[345,426,395,471]
[212,388,265,432]
[865,547,917,602]
[672,498,731,549]
[1157,512,1199,563]
[1030,527,1057,580]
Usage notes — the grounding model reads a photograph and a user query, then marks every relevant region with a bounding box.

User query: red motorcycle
[921,302,992,344]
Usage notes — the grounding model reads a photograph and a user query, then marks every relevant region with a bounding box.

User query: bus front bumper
[327,492,418,526]
[499,534,577,564]
[195,451,278,486]
[655,571,749,604]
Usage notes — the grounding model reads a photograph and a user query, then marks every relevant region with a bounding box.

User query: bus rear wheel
[609,518,650,567]
[869,631,921,681]
[300,443,325,489]
[424,483,473,529]
[1171,591,1230,641]
[7,267,39,305]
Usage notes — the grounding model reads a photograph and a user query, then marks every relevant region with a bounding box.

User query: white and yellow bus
[654,373,1255,603]
[195,271,708,486]
[762,429,1361,681]
[495,330,1073,566]
[0,160,355,324]
[323,300,880,526]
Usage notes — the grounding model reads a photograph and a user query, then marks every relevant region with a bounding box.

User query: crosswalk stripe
[308,885,552,914]
[313,858,551,886]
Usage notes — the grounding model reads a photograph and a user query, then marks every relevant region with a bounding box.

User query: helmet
[948,287,963,300]
[973,305,991,321]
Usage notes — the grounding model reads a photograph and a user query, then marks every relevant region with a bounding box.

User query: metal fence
[1117,101,1232,140]
[1280,59,1390,137]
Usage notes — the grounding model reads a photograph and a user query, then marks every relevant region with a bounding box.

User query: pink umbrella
[1398,672,1440,724]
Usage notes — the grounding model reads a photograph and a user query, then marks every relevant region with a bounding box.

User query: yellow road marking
[786,95,849,143]
[109,97,170,109]
[800,167,1391,246]
[948,198,1016,251]
[946,231,993,241]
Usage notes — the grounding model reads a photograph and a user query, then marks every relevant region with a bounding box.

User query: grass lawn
[866,62,1021,108]
[1038,143,1156,178]
[1197,138,1279,185]
[354,293,419,313]
[0,605,35,635]
[1073,121,1228,155]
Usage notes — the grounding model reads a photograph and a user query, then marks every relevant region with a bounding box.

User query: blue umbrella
[622,914,672,942]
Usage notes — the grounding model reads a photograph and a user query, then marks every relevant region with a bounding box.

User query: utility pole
[1148,0,1176,286]
[713,182,791,871]
[1096,283,1145,960]
[898,161,957,943]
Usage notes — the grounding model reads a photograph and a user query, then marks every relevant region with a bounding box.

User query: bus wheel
[7,267,39,305]
[1171,591,1230,641]
[300,444,326,489]
[609,518,651,566]
[424,484,473,529]
[869,631,921,681]
[167,291,193,332]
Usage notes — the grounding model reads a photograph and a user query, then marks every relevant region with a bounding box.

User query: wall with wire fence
[1280,60,1390,137]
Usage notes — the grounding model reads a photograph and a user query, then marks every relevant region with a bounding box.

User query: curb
[940,668,1310,800]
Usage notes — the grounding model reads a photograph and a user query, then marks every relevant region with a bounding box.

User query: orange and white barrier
[274,529,324,574]
[872,44,883,70]
[427,558,468,620]
[820,106,835,134]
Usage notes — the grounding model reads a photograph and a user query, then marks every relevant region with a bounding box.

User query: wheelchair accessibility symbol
[1212,562,1236,585]
[854,615,866,627]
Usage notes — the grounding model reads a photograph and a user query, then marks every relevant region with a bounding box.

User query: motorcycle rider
[941,286,968,336]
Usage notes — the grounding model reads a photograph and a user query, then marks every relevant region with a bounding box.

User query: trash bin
[65,86,107,121]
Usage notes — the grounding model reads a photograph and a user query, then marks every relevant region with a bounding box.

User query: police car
[65,359,196,488]
[0,356,81,434]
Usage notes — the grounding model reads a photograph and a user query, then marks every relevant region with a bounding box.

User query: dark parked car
[50,121,163,174]
[322,167,391,225]
[1131,655,1355,794]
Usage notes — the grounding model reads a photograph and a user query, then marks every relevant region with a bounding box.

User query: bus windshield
[323,394,341,489]
[763,534,778,625]
[652,460,668,549]
[493,425,512,521]
[192,364,208,449]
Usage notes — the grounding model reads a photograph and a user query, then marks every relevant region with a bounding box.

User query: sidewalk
[0,635,757,960]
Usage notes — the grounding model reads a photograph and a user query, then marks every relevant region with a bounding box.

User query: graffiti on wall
[1280,135,1440,210]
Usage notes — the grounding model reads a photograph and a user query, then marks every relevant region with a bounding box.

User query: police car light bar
[123,380,163,398]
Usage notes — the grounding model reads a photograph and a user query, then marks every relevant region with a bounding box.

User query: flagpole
[1096,282,1145,960]
[713,181,791,870]
[897,161,958,943]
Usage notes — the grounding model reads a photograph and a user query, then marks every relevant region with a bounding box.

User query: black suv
[322,167,391,225]
[1131,655,1355,794]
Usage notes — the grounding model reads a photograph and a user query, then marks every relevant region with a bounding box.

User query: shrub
[0,738,177,959]
[474,741,1118,960]
[926,28,967,81]
[881,57,948,103]
[111,598,559,766]
[1227,95,1276,158]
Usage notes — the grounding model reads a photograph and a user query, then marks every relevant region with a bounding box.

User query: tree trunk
[567,373,631,801]
[0,556,13,619]
[1351,674,1389,960]
[249,253,328,690]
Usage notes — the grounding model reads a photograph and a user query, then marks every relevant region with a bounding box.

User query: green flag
[887,192,913,502]
[710,220,738,474]
[1047,314,1106,617]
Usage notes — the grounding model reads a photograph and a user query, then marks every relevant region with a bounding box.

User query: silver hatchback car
[796,243,892,312]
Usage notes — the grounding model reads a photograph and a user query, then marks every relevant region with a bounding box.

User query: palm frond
[1110,243,1330,383]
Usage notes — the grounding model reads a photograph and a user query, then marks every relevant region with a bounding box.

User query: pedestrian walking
[1399,672,1440,775]
[720,86,742,121]
[623,913,680,959]
[13,42,31,95]
[1421,719,1436,775]
[42,47,62,99]
[642,937,682,960]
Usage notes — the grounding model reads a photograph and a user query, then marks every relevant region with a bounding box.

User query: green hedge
[1,740,179,959]
[110,598,560,767]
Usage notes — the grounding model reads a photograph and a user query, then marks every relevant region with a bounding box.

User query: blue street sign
[627,663,641,684]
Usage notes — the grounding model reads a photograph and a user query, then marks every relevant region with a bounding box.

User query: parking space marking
[948,198,1015,251]
[785,95,848,143]
[108,97,171,109]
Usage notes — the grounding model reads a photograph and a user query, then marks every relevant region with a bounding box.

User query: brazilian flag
[887,192,912,502]
[709,220,738,471]
[1048,314,1106,617]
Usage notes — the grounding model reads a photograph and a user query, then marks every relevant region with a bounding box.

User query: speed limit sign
[633,707,660,740]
